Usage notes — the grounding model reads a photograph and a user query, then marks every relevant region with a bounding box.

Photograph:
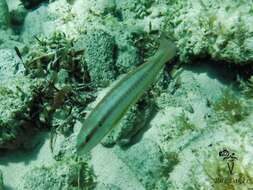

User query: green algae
[174,112,197,133]
[23,31,96,132]
[18,157,96,190]
[161,151,180,176]
[213,89,249,124]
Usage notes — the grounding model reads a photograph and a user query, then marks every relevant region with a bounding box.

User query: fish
[76,35,177,155]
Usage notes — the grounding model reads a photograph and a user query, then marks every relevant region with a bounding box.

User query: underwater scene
[0,0,253,189]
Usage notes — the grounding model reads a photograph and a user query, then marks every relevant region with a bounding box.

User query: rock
[18,158,96,190]
[114,139,164,189]
[21,5,57,42]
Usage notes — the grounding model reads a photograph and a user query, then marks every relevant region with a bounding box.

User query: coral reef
[0,30,96,150]
[166,0,253,64]
[153,63,253,190]
[1,0,253,189]
[18,157,96,190]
